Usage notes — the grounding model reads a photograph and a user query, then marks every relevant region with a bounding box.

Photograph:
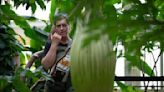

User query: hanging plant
[71,21,116,92]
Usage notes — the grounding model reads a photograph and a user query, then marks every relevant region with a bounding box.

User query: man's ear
[67,25,70,32]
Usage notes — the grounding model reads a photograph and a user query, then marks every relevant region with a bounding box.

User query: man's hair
[53,13,69,25]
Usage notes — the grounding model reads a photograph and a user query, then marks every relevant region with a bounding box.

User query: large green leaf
[20,52,26,65]
[0,5,41,41]
[1,3,46,42]
[49,0,56,24]
[0,76,12,92]
[0,77,9,91]
[0,5,12,25]
[43,24,52,32]
[36,0,46,10]
[30,39,43,51]
[154,0,164,10]
[12,76,31,92]
[30,2,37,14]
[125,55,155,76]
[0,39,6,49]
[22,16,37,21]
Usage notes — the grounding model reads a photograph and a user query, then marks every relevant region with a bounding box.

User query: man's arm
[14,52,20,68]
[41,33,61,70]
[20,51,43,81]
[25,50,43,68]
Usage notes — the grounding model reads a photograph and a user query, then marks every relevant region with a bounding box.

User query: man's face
[53,19,69,37]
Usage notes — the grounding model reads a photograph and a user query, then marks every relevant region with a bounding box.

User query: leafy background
[0,0,164,92]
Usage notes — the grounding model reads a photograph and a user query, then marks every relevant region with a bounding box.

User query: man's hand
[33,50,43,58]
[51,33,62,45]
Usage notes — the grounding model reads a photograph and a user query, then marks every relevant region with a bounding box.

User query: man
[41,13,72,92]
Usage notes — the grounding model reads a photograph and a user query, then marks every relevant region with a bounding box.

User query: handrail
[115,76,164,81]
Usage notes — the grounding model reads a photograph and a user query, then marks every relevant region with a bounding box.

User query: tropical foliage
[0,0,48,92]
[0,0,164,92]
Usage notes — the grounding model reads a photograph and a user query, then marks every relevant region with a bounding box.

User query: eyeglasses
[56,23,68,29]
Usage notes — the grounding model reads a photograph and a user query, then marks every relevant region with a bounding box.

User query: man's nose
[60,26,64,30]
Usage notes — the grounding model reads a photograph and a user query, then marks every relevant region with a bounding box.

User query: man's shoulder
[68,38,72,46]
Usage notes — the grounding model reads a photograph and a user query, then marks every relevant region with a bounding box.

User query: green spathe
[71,23,116,92]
